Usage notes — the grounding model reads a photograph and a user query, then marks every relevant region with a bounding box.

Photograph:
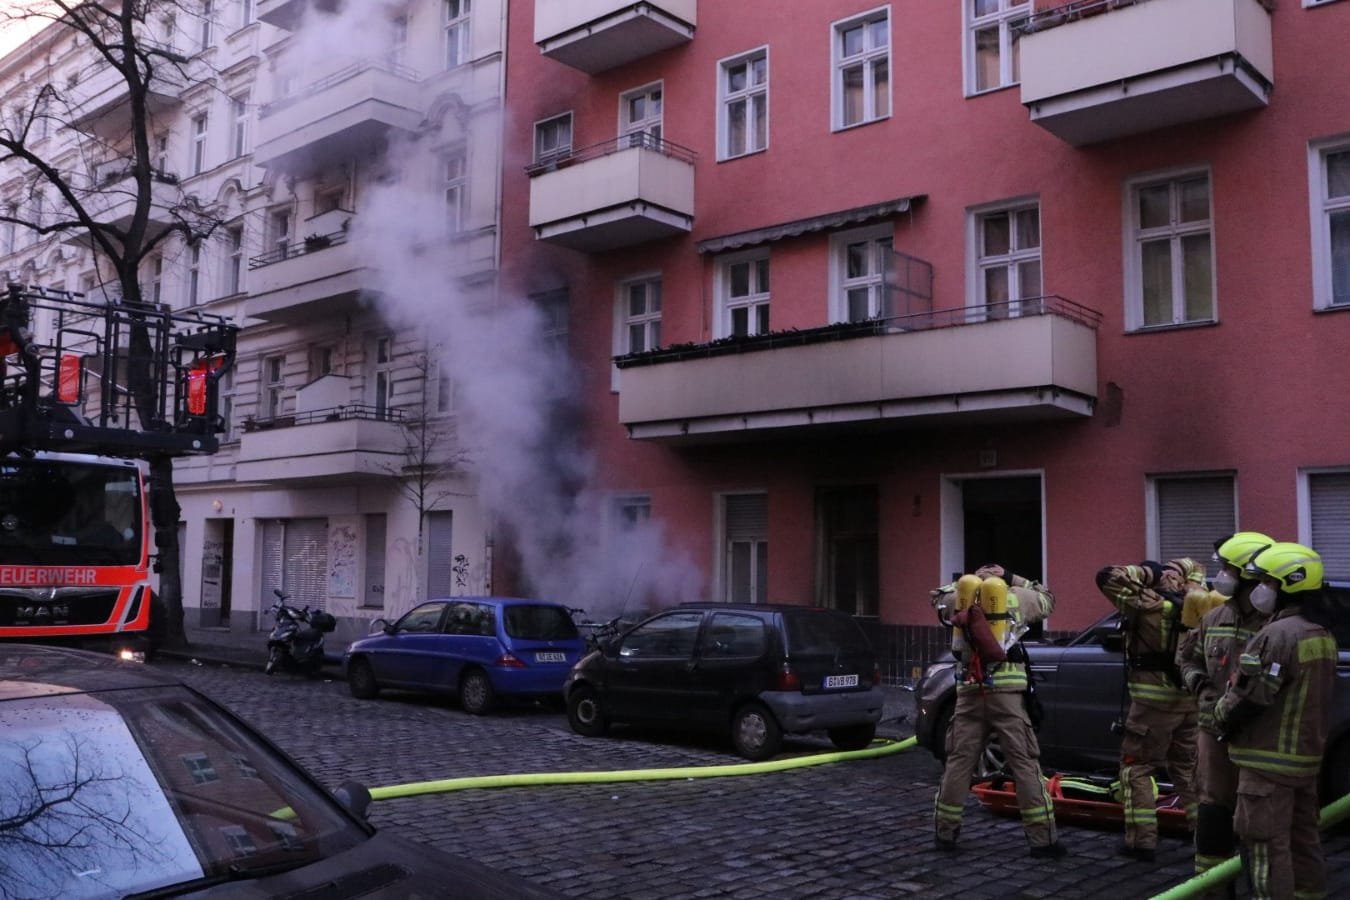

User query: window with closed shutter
[426,511,454,598]
[724,494,767,604]
[1155,475,1235,578]
[1309,472,1350,581]
[260,518,328,613]
[364,514,386,609]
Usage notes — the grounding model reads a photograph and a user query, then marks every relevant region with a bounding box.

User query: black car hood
[177,831,560,899]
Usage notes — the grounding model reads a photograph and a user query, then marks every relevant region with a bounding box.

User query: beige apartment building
[0,0,505,643]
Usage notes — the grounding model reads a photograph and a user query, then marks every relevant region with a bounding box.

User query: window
[444,0,470,70]
[723,493,768,604]
[719,49,767,160]
[436,366,455,414]
[229,94,249,158]
[966,0,1030,94]
[704,613,767,659]
[233,753,260,779]
[308,344,333,380]
[268,207,291,258]
[363,513,386,609]
[833,8,890,130]
[181,752,218,784]
[533,289,569,357]
[621,83,663,147]
[1126,170,1214,329]
[1,207,15,256]
[1307,470,1350,580]
[198,0,213,51]
[187,242,201,306]
[155,134,169,174]
[220,367,235,440]
[613,495,652,531]
[260,518,328,611]
[832,226,893,322]
[534,113,572,165]
[1311,141,1350,309]
[191,113,208,175]
[220,826,257,857]
[372,336,395,419]
[389,14,408,65]
[443,150,466,233]
[225,224,243,295]
[149,254,163,303]
[620,611,703,659]
[817,486,879,617]
[619,277,662,354]
[1148,474,1236,576]
[973,202,1041,318]
[262,355,284,419]
[717,251,770,338]
[426,511,454,598]
[241,0,256,27]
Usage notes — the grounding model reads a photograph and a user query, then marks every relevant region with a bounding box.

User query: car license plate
[536,651,567,663]
[824,674,859,689]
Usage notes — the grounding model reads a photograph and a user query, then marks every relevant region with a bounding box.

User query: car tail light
[494,653,526,668]
[775,664,801,691]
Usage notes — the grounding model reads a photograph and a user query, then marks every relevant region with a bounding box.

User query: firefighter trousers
[1234,768,1325,900]
[934,689,1057,849]
[1193,729,1240,898]
[1118,701,1198,851]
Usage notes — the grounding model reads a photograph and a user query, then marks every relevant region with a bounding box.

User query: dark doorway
[962,476,1043,637]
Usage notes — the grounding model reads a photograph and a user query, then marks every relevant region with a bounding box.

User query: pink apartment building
[499,0,1350,678]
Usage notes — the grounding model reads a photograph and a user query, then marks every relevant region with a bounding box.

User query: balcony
[245,217,373,324]
[253,59,422,175]
[1018,0,1274,146]
[615,297,1101,442]
[62,165,183,247]
[535,0,696,74]
[236,403,406,484]
[527,134,695,252]
[257,0,338,30]
[68,50,185,140]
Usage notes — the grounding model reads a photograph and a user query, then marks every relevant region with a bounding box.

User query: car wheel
[347,658,379,700]
[828,723,877,751]
[566,684,609,737]
[459,669,495,716]
[264,646,282,675]
[731,703,783,761]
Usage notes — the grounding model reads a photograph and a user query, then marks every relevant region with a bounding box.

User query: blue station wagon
[342,597,587,714]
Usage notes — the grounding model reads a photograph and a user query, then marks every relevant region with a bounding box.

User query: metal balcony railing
[244,404,405,431]
[524,132,697,176]
[259,58,422,118]
[247,227,349,270]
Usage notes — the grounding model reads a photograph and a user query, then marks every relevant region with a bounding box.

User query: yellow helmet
[1245,542,1323,594]
[1213,531,1274,579]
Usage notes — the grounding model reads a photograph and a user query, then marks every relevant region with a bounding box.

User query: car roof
[0,644,183,701]
[423,596,569,608]
[673,603,851,616]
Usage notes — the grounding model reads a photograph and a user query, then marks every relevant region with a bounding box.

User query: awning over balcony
[696,195,926,254]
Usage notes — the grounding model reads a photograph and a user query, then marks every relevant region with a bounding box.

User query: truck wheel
[731,703,782,761]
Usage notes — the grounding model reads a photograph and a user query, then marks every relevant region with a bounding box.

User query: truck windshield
[0,459,143,566]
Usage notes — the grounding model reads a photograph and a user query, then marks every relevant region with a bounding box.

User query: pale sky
[0,1,58,60]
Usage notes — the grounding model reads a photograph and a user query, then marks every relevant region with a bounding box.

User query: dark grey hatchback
[563,603,883,761]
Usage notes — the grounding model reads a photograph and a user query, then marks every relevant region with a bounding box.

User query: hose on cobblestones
[366,736,917,802]
[1148,790,1350,900]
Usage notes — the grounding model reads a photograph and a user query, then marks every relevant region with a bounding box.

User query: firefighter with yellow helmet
[1212,542,1335,900]
[1174,531,1274,896]
[1095,557,1204,861]
[931,564,1066,858]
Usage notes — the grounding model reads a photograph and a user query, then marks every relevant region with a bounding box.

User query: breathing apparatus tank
[980,575,1010,647]
[950,574,983,655]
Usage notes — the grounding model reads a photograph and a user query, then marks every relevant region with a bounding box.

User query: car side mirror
[369,617,390,635]
[333,780,372,819]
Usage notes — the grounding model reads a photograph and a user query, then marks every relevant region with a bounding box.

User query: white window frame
[534,112,573,165]
[831,6,891,131]
[225,224,244,296]
[372,335,396,419]
[829,224,893,323]
[718,492,769,605]
[714,249,771,339]
[187,242,201,306]
[1144,472,1236,574]
[1123,167,1216,331]
[615,275,663,357]
[268,206,291,258]
[442,149,467,233]
[1308,136,1350,310]
[444,0,471,70]
[241,0,256,27]
[389,13,409,65]
[190,113,208,175]
[149,254,163,304]
[963,0,1031,96]
[1299,467,1350,581]
[262,355,284,420]
[198,0,213,51]
[620,82,663,147]
[718,47,769,161]
[229,94,249,159]
[611,494,652,533]
[967,198,1042,320]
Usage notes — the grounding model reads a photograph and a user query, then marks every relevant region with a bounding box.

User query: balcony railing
[244,404,404,431]
[236,403,408,483]
[248,227,349,270]
[616,296,1101,441]
[260,59,421,118]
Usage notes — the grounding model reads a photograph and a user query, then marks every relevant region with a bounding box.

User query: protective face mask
[1212,570,1240,598]
[1250,583,1278,616]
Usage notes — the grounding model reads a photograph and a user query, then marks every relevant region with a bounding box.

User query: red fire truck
[0,284,236,657]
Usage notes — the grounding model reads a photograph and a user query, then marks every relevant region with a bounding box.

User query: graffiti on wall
[328,524,357,598]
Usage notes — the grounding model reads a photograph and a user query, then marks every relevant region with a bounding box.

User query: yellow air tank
[951,574,983,655]
[980,576,1010,646]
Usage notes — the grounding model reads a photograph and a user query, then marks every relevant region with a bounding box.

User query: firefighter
[1174,531,1274,897]
[932,564,1067,859]
[1213,542,1335,900]
[1095,557,1204,861]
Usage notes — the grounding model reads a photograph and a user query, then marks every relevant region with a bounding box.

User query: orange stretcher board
[972,774,1191,835]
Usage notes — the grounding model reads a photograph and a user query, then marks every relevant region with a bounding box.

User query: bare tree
[0,1,228,647]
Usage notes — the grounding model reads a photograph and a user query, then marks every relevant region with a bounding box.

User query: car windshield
[782,610,871,656]
[0,459,143,566]
[0,684,367,899]
[504,604,579,641]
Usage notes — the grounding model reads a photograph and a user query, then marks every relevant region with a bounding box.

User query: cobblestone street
[155,658,1350,899]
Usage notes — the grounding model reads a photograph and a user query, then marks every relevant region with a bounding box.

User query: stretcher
[972,773,1191,834]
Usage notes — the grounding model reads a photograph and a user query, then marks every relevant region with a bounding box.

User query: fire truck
[0,284,236,658]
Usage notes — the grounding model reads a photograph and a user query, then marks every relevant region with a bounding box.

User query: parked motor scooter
[264,588,336,676]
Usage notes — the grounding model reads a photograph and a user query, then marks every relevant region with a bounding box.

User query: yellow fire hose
[1149,791,1350,900]
[367,736,918,802]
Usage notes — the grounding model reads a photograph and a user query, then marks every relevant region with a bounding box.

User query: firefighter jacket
[1175,598,1267,731]
[931,574,1055,696]
[1214,606,1336,784]
[1097,561,1204,711]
